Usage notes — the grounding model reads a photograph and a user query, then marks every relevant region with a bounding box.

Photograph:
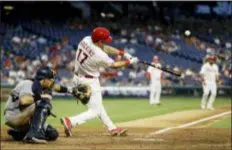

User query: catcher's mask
[35,66,56,89]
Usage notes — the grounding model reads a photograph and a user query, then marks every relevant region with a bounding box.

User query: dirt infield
[1,127,231,150]
[1,106,231,150]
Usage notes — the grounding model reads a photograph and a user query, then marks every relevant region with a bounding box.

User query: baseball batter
[200,56,219,110]
[146,56,163,105]
[4,66,81,144]
[60,27,139,136]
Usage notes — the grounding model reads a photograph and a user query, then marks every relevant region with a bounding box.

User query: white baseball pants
[149,83,161,105]
[69,75,116,130]
[201,83,217,109]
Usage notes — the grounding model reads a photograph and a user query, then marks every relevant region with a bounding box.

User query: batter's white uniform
[200,62,219,109]
[68,36,116,130]
[147,63,163,105]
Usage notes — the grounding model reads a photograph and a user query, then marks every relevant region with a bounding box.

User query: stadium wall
[1,86,231,101]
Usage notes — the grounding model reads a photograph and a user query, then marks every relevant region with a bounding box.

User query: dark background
[1,1,231,22]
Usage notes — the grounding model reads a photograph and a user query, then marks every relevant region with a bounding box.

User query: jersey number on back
[77,49,89,64]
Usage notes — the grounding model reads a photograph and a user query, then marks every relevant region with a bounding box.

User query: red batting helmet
[91,27,112,43]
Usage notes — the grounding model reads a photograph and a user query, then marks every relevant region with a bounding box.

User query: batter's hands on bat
[122,52,139,64]
[129,57,139,64]
[124,52,133,60]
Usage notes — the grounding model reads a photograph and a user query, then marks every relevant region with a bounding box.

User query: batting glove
[129,57,139,64]
[124,52,133,60]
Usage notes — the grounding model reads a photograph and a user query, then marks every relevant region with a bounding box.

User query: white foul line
[150,111,231,135]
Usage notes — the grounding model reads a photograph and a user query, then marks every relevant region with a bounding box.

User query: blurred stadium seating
[1,2,231,87]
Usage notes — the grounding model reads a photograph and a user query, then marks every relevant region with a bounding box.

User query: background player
[60,27,139,137]
[4,66,80,143]
[146,55,163,105]
[200,56,219,110]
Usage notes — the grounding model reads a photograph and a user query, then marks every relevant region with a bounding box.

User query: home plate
[133,138,164,142]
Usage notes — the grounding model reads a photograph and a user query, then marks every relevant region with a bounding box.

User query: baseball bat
[139,60,182,77]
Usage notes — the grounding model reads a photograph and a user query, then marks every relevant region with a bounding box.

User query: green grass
[209,116,231,128]
[1,97,231,128]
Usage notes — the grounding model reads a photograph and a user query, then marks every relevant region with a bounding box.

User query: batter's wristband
[118,50,124,56]
[125,60,130,65]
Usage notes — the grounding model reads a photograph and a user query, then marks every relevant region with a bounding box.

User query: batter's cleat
[109,128,128,136]
[60,117,72,137]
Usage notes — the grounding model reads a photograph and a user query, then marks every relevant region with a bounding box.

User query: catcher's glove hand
[72,84,91,105]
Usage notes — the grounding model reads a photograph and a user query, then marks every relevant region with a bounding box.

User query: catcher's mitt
[72,84,91,105]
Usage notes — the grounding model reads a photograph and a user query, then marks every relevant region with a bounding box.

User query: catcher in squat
[4,66,83,144]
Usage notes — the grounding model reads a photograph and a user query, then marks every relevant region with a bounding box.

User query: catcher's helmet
[35,66,56,80]
[91,27,112,43]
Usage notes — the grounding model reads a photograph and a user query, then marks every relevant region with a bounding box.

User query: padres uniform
[4,80,37,130]
[147,63,163,105]
[68,36,117,130]
[4,67,62,143]
[200,62,219,109]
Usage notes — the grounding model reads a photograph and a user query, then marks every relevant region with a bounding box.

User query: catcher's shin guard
[23,100,52,144]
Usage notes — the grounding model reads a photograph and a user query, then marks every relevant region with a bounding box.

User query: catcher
[4,66,84,144]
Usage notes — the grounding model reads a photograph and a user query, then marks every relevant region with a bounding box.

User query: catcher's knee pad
[45,125,58,141]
